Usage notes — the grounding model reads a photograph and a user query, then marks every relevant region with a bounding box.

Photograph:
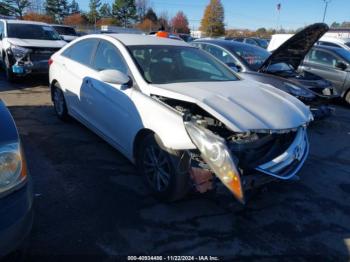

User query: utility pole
[322,0,332,23]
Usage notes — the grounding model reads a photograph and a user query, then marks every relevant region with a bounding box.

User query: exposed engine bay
[154,95,300,177]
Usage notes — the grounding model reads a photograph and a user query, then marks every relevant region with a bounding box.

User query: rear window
[7,23,61,40]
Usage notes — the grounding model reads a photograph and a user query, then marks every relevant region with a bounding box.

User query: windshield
[227,44,270,71]
[255,38,268,49]
[53,26,77,36]
[7,24,61,40]
[129,45,239,84]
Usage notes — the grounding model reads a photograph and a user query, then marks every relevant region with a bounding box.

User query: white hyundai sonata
[49,34,313,203]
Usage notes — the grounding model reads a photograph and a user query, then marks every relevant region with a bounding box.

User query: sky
[77,0,350,30]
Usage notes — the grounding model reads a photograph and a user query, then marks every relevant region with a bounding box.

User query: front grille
[228,131,297,170]
[29,47,60,62]
[255,127,309,179]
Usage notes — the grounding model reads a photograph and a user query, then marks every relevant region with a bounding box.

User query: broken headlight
[10,45,31,60]
[184,121,245,203]
[284,82,315,98]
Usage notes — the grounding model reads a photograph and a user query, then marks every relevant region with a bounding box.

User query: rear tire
[136,133,191,202]
[52,83,69,121]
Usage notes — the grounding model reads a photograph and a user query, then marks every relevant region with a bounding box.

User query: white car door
[59,38,99,120]
[80,39,142,154]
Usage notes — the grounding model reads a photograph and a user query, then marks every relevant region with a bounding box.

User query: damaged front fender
[184,121,245,204]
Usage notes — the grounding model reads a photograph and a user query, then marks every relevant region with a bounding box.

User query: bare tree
[27,0,44,13]
[135,0,149,21]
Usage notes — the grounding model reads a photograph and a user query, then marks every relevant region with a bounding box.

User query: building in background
[191,30,203,38]
[325,28,350,39]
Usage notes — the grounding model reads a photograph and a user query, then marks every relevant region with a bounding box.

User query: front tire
[137,133,191,202]
[52,83,69,121]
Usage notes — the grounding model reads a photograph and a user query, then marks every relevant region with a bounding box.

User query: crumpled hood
[7,38,67,48]
[259,23,329,72]
[150,79,312,132]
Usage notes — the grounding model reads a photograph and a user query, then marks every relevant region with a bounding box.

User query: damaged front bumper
[255,127,309,180]
[185,122,309,204]
[10,61,49,75]
[6,46,57,76]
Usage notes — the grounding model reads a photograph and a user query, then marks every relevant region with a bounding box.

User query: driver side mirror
[335,61,347,71]
[226,63,242,72]
[98,69,131,87]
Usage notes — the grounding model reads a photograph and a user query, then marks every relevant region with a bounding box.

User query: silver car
[300,45,350,104]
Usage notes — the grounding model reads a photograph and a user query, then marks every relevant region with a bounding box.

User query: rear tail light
[48,58,53,66]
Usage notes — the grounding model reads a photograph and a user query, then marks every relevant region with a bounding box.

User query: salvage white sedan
[49,34,312,203]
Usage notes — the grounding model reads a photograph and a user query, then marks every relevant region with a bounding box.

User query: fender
[130,90,196,154]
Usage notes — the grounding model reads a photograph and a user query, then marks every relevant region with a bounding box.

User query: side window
[63,39,98,66]
[204,45,236,64]
[0,22,3,37]
[309,49,340,68]
[92,40,127,73]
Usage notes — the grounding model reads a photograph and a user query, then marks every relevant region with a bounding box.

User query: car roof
[320,36,350,44]
[106,34,190,47]
[3,19,49,26]
[51,24,74,28]
[313,45,346,52]
[194,38,257,49]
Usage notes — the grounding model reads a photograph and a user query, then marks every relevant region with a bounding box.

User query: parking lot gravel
[1,74,350,260]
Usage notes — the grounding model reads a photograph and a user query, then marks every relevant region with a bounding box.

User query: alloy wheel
[53,88,65,116]
[143,145,171,192]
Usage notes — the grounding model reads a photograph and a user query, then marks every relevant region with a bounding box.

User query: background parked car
[193,23,337,118]
[177,33,195,42]
[316,36,350,51]
[300,45,350,104]
[231,37,269,49]
[267,33,293,51]
[0,19,66,81]
[51,24,79,42]
[0,100,33,258]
